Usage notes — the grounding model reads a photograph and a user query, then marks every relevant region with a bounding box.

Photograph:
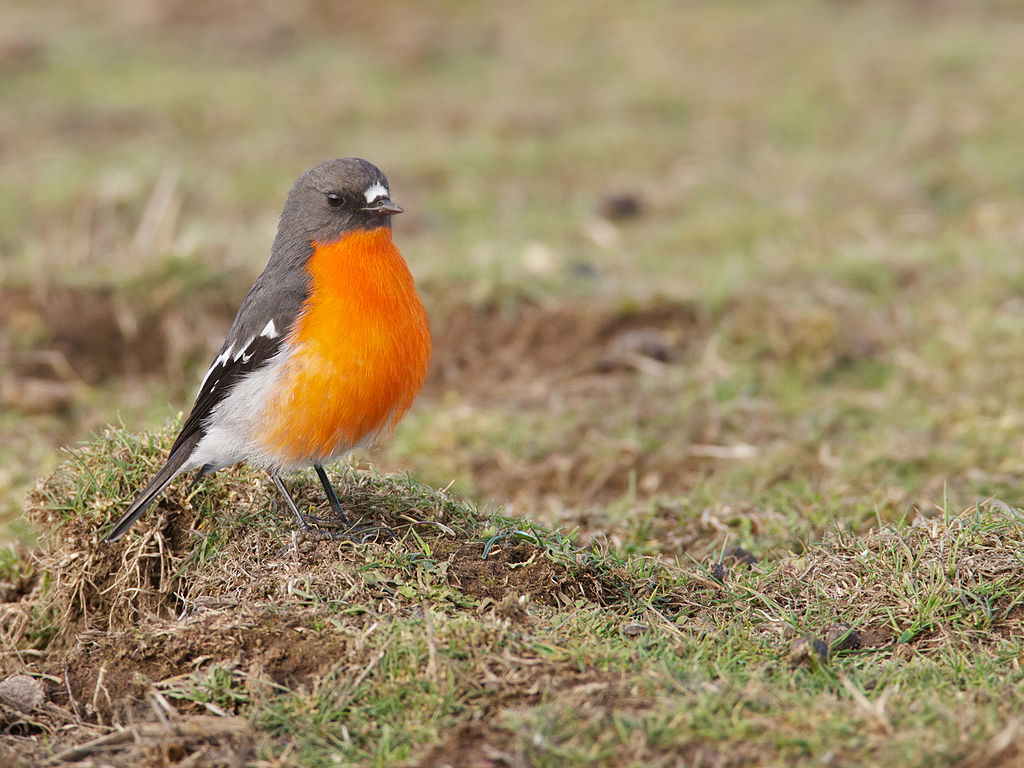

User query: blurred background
[3,0,1024,554]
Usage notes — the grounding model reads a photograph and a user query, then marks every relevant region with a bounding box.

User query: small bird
[105,158,431,542]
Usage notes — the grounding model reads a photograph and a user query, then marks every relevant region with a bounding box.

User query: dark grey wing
[168,267,311,456]
[167,328,282,456]
[105,266,310,542]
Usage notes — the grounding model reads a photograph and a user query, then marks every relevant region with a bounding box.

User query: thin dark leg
[270,473,327,539]
[270,473,338,541]
[185,464,215,494]
[315,463,350,524]
[270,472,381,543]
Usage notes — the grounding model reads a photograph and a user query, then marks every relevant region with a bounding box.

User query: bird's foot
[294,516,394,544]
[299,511,350,529]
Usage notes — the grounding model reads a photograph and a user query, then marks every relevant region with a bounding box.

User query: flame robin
[105,158,431,542]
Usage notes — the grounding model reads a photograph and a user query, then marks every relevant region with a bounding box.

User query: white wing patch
[199,344,234,392]
[231,327,272,366]
[233,339,253,361]
[196,320,280,399]
[363,182,388,203]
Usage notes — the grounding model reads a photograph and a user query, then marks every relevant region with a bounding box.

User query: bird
[105,158,432,542]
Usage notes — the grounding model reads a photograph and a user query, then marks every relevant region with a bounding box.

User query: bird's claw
[294,518,394,544]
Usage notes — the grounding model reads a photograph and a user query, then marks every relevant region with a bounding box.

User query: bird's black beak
[362,198,404,215]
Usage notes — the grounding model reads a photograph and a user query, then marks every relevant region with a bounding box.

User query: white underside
[185,350,311,473]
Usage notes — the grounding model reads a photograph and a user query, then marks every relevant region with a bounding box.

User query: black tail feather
[105,432,203,542]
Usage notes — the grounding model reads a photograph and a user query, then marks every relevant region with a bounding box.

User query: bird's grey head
[277,158,402,248]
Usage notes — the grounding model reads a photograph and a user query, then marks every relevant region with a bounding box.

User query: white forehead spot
[363,182,388,203]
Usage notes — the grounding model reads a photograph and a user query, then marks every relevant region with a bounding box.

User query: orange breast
[260,227,431,466]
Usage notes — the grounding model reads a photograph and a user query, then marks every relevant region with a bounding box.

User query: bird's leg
[314,463,351,524]
[185,464,215,495]
[310,464,394,541]
[295,464,350,529]
[270,473,335,541]
[270,472,389,543]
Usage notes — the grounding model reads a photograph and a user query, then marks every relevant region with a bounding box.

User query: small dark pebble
[825,622,860,653]
[709,562,727,584]
[568,260,599,280]
[788,635,829,668]
[723,546,758,566]
[598,192,643,221]
[609,328,673,362]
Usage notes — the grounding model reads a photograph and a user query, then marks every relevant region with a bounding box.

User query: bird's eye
[326,192,343,207]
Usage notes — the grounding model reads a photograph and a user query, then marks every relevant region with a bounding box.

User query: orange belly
[259,228,431,466]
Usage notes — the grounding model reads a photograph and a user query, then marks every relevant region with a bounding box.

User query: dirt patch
[1,286,703,398]
[427,297,701,403]
[2,283,699,409]
[447,542,578,607]
[3,285,185,384]
[0,283,237,413]
[417,721,517,768]
[61,608,348,724]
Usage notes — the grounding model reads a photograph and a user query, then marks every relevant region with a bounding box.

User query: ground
[2,1,1024,766]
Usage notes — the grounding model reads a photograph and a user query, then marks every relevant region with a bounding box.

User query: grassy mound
[1,428,1023,766]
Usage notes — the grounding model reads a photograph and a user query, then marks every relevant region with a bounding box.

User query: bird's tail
[105,432,202,542]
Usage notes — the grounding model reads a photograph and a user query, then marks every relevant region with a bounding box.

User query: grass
[4,0,1024,765]
[3,429,1024,765]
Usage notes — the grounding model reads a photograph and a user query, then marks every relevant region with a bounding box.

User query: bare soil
[427,297,701,401]
[64,617,334,724]
[0,284,237,385]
